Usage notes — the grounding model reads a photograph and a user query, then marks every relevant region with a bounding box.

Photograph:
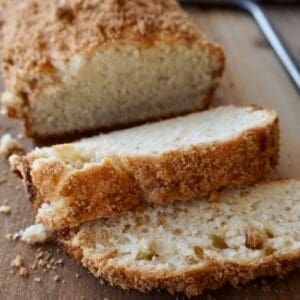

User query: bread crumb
[56,258,63,265]
[11,255,29,277]
[0,205,11,214]
[19,266,28,277]
[0,133,24,158]
[75,273,80,278]
[21,224,54,244]
[5,233,13,241]
[11,255,22,268]
[34,277,41,283]
[53,275,60,282]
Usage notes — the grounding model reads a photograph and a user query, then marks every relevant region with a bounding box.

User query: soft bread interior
[69,180,300,271]
[32,106,276,168]
[3,43,222,137]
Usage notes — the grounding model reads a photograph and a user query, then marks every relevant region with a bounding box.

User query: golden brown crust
[122,111,279,204]
[14,157,141,229]
[59,232,300,297]
[11,107,279,229]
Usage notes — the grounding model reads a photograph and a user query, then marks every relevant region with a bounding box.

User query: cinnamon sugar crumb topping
[1,0,202,89]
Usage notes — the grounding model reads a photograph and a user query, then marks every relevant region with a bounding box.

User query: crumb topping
[1,0,202,88]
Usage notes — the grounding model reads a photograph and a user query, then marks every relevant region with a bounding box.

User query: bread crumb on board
[21,224,54,245]
[0,205,11,214]
[19,266,29,277]
[11,255,22,268]
[7,224,54,244]
[0,133,24,158]
[11,255,28,277]
[5,233,13,241]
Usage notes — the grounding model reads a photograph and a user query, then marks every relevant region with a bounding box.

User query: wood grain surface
[1,5,300,300]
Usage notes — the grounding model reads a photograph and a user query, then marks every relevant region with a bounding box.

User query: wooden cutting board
[1,6,300,300]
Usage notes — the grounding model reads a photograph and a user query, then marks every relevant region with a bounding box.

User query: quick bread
[1,0,224,138]
[11,106,279,230]
[59,179,300,297]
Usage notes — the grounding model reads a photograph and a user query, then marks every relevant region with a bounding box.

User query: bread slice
[59,179,300,296]
[0,0,224,138]
[11,106,279,230]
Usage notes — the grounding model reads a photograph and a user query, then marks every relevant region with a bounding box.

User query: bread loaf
[1,0,224,138]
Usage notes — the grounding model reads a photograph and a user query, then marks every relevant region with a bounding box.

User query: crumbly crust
[1,0,212,90]
[71,249,300,296]
[11,156,141,229]
[11,107,279,229]
[122,112,279,204]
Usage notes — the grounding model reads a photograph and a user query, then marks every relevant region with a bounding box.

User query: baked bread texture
[59,179,300,297]
[0,0,224,138]
[10,106,279,230]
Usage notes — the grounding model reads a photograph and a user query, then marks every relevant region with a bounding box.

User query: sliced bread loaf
[59,179,300,297]
[11,106,279,230]
[1,0,224,138]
